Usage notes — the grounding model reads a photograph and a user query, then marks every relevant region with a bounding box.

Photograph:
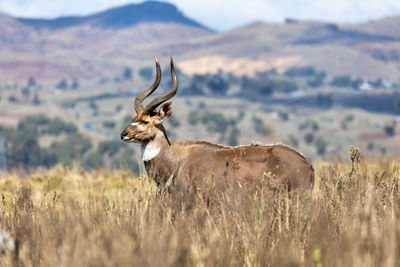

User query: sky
[0,0,400,31]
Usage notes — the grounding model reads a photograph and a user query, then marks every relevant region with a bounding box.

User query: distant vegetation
[1,62,399,163]
[341,114,354,129]
[181,69,301,98]
[187,110,244,145]
[0,115,137,172]
[103,120,116,129]
[182,72,232,96]
[175,65,400,115]
[315,137,328,155]
[123,67,133,80]
[298,120,320,131]
[252,117,273,136]
[384,121,396,136]
[56,79,68,90]
[284,66,318,77]
[330,75,353,87]
[138,67,153,81]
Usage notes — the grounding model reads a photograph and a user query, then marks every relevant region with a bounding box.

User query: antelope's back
[266,144,315,189]
[182,141,314,190]
[227,143,314,189]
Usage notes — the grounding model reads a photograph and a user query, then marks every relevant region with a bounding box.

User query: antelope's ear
[158,102,172,121]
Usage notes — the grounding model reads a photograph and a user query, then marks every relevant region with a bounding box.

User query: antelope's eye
[141,121,149,125]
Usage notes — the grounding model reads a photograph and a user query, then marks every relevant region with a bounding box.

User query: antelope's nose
[120,130,128,140]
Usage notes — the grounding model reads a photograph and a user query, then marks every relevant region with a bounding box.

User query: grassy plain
[0,157,399,266]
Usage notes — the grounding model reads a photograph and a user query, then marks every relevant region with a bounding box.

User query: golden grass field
[0,156,399,266]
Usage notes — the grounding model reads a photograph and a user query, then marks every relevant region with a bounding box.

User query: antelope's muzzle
[120,130,128,141]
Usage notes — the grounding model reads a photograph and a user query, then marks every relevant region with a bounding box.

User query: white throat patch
[141,143,161,161]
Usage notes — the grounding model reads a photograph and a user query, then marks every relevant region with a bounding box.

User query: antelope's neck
[141,142,162,162]
[140,127,171,162]
[141,137,183,185]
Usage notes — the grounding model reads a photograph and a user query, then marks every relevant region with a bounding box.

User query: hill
[0,2,400,81]
[177,19,400,79]
[347,16,400,39]
[16,1,208,30]
[0,2,213,82]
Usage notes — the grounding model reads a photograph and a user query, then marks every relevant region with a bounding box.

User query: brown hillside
[1,11,400,81]
[176,19,400,79]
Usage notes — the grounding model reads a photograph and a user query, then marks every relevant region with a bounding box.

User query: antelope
[121,57,314,191]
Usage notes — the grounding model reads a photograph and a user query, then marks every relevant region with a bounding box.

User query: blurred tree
[304,132,314,144]
[227,127,240,146]
[103,121,116,129]
[288,134,299,147]
[241,76,273,97]
[236,111,245,122]
[8,95,18,103]
[21,87,31,98]
[384,121,396,136]
[139,67,153,80]
[47,133,92,165]
[199,112,233,134]
[89,100,98,111]
[315,138,328,155]
[62,101,77,108]
[27,77,36,87]
[98,141,122,157]
[56,79,68,90]
[316,94,333,108]
[278,111,289,121]
[167,116,180,127]
[33,93,41,105]
[394,97,400,114]
[341,114,354,130]
[307,72,326,88]
[1,115,95,169]
[207,73,229,95]
[42,118,77,135]
[188,111,199,125]
[183,74,206,95]
[8,134,41,169]
[198,102,206,109]
[367,141,374,151]
[84,152,103,169]
[113,149,139,173]
[330,75,352,87]
[122,114,132,126]
[123,67,133,80]
[284,66,317,77]
[115,104,123,113]
[252,117,272,136]
[71,79,79,89]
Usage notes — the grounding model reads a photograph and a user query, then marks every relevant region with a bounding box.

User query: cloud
[268,0,400,23]
[0,0,399,31]
[168,0,283,30]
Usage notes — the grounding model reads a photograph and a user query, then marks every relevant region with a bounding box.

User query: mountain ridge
[15,1,211,31]
[0,2,400,81]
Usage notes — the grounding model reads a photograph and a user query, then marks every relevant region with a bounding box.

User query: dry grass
[0,158,400,266]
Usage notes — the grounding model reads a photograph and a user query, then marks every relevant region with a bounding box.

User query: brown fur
[122,104,314,191]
